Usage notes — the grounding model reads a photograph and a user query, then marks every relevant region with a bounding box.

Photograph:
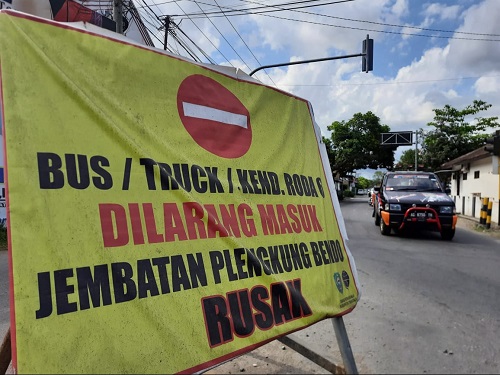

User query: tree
[322,136,336,174]
[395,148,427,170]
[326,112,395,177]
[421,100,499,170]
[371,171,384,186]
[356,176,370,189]
[397,149,416,170]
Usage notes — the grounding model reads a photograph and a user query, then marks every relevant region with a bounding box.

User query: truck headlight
[389,204,401,211]
[439,206,454,214]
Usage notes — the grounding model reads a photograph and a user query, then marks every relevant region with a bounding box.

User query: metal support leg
[332,317,358,374]
[278,335,345,374]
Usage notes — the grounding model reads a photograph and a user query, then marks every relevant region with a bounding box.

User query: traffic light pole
[249,53,364,76]
[249,35,373,76]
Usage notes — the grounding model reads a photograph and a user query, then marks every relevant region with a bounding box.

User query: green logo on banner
[334,272,343,294]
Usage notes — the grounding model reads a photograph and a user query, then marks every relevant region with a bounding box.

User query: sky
[131,0,500,178]
[6,0,498,179]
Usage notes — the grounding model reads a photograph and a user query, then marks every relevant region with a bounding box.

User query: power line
[212,0,278,85]
[170,0,354,17]
[277,75,500,87]
[121,1,155,45]
[174,22,218,63]
[307,12,500,37]
[244,12,500,42]
[134,4,168,46]
[136,0,168,42]
[171,1,236,66]
[169,28,204,61]
[251,0,500,38]
[183,0,500,37]
[175,0,500,42]
[140,0,165,20]
[136,1,279,81]
[134,1,228,64]
[189,0,254,70]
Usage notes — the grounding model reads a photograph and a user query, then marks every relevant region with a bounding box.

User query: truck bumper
[383,208,457,232]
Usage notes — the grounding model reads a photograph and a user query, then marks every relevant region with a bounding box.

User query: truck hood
[384,190,454,205]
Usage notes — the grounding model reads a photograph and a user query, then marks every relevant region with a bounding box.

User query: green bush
[343,190,354,198]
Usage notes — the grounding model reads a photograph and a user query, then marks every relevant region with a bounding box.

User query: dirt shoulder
[456,214,500,240]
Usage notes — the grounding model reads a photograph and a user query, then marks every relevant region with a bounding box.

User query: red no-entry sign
[177,74,252,158]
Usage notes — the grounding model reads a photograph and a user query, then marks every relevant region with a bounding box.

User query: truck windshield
[385,175,442,192]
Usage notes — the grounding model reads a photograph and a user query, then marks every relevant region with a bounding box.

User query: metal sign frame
[380,131,413,146]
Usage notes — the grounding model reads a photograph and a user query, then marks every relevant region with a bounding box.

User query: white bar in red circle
[182,102,248,129]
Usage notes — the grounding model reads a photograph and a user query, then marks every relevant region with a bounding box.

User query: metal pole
[113,0,123,34]
[249,53,364,76]
[163,16,171,51]
[414,130,418,171]
[331,317,358,374]
[277,335,345,374]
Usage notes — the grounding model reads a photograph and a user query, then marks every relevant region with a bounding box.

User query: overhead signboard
[381,131,413,146]
[0,10,359,374]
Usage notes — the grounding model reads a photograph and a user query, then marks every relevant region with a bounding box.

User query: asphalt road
[209,197,500,374]
[1,197,499,374]
[290,197,500,374]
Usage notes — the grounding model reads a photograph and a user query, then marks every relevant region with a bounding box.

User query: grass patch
[473,223,500,237]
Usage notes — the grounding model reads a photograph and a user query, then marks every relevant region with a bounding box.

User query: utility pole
[414,131,418,171]
[484,131,500,221]
[113,0,123,34]
[163,16,171,51]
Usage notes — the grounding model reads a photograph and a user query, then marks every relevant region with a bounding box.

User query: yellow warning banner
[0,10,359,374]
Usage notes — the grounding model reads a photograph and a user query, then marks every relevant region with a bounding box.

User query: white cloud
[475,75,500,94]
[423,3,461,21]
[248,0,405,58]
[155,0,500,141]
[389,0,409,19]
[291,44,456,137]
[447,0,500,74]
[298,1,500,138]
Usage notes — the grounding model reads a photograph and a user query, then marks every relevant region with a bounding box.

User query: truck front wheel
[380,217,391,235]
[441,228,455,241]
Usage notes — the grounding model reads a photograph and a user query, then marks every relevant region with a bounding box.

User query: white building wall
[449,157,499,225]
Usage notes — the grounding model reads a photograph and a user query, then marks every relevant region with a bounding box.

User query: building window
[474,171,480,179]
[463,173,468,181]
